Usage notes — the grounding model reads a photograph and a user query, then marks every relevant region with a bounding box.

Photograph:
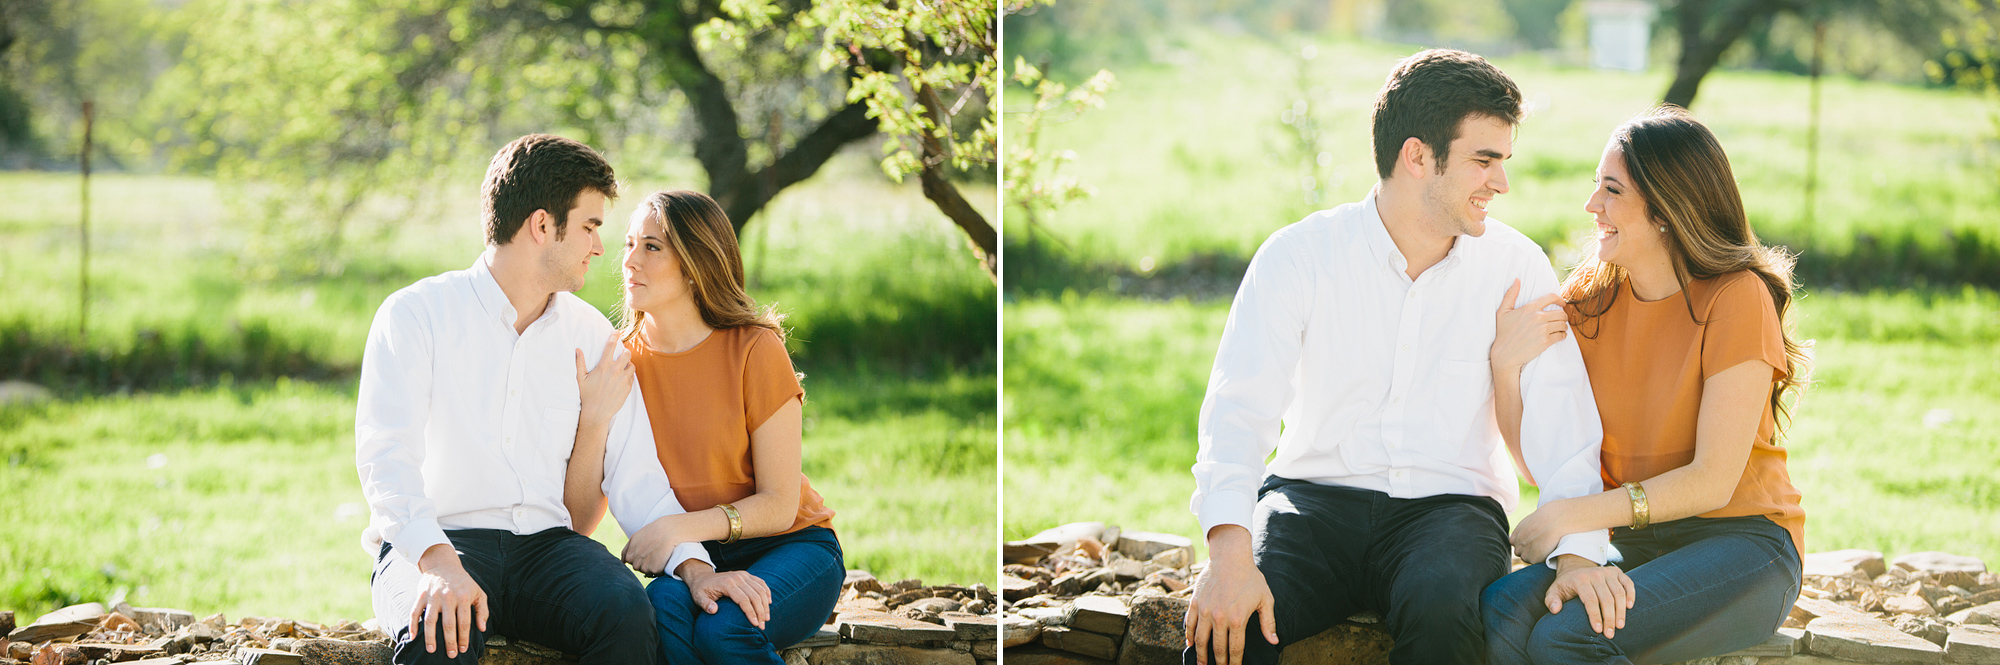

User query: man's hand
[576,332,635,431]
[620,515,688,576]
[1492,279,1568,373]
[680,561,773,630]
[1510,498,1579,564]
[1183,525,1277,665]
[1545,554,1634,639]
[409,544,490,659]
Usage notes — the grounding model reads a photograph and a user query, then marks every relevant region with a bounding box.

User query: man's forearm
[1206,524,1255,569]
[417,542,461,574]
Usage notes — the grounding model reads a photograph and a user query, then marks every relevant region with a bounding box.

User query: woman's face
[622,212,690,314]
[1586,143,1671,270]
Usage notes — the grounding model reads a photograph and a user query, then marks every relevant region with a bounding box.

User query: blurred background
[1003,0,2000,565]
[0,0,997,622]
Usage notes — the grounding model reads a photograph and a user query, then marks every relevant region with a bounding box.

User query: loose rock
[1806,550,1888,579]
[1947,625,2000,665]
[1895,552,1988,589]
[1068,597,1129,636]
[1806,615,1945,663]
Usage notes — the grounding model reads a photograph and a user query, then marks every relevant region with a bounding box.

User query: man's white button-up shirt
[356,251,710,577]
[1192,192,1612,566]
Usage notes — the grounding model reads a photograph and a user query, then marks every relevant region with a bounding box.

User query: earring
[1659,226,1667,233]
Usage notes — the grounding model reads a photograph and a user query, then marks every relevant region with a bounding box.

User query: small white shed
[1585,0,1657,72]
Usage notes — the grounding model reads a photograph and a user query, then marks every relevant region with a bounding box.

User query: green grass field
[1012,33,2000,269]
[1003,29,2000,566]
[0,154,999,622]
[1003,290,2000,566]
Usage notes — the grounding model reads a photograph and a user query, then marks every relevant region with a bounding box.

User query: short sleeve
[743,328,805,431]
[1700,273,1788,381]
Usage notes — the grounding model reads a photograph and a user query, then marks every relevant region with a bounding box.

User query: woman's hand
[1545,555,1635,638]
[1492,279,1568,374]
[681,562,772,630]
[576,332,635,431]
[1510,498,1584,564]
[621,514,691,576]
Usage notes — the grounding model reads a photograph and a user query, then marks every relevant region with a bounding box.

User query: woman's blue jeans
[1481,515,1801,665]
[647,525,844,664]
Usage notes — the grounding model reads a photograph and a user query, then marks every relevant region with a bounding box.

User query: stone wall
[0,571,998,665]
[1000,522,2000,665]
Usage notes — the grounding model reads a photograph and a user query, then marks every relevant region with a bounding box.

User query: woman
[1479,106,1812,664]
[570,189,843,664]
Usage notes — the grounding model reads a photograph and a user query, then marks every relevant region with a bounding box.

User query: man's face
[1419,114,1513,238]
[542,188,608,293]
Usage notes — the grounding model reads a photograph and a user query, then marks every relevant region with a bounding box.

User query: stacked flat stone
[1000,523,2000,665]
[0,570,998,665]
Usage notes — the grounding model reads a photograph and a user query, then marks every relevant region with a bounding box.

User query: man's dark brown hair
[1371,49,1523,179]
[481,134,618,246]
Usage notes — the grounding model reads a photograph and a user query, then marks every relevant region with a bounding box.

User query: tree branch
[729,97,879,228]
[914,78,995,278]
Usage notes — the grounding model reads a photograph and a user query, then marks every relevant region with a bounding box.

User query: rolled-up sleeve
[355,292,450,567]
[1192,226,1314,538]
[1515,258,1612,566]
[601,383,713,579]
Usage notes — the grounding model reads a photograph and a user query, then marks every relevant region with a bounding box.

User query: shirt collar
[1359,190,1407,275]
[1360,188,1469,279]
[468,250,561,329]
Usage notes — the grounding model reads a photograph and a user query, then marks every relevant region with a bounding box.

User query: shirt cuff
[1543,530,1613,569]
[391,520,452,569]
[665,541,714,581]
[1194,489,1257,541]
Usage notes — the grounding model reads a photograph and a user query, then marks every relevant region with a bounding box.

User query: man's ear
[1399,137,1431,180]
[525,209,553,245]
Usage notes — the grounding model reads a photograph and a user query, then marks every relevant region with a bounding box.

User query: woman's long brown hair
[1562,106,1812,435]
[618,190,786,343]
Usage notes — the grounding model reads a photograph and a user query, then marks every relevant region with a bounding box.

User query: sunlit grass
[1003,290,2000,566]
[1009,33,2000,268]
[0,153,998,619]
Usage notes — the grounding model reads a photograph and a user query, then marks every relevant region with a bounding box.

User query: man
[355,134,707,664]
[1183,50,1610,664]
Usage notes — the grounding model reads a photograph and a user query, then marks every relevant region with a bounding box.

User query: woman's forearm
[1558,459,1743,535]
[564,422,611,535]
[654,488,800,544]
[733,485,804,537]
[1492,362,1536,486]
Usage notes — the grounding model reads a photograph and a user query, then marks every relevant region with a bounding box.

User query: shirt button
[1400,344,1410,351]
[1392,397,1402,404]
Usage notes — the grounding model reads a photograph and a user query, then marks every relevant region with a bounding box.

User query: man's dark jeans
[1184,477,1514,665]
[1481,515,1802,665]
[370,528,660,665]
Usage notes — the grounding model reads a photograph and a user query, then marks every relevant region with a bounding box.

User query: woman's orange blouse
[627,325,834,537]
[1568,270,1803,554]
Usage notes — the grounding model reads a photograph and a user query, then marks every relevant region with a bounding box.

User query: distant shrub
[0,319,351,394]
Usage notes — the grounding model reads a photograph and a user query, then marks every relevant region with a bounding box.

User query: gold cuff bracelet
[1622,481,1650,530]
[718,503,743,544]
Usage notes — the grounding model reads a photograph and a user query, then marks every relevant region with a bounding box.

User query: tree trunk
[1662,0,1787,109]
[914,82,997,279]
[637,0,877,234]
